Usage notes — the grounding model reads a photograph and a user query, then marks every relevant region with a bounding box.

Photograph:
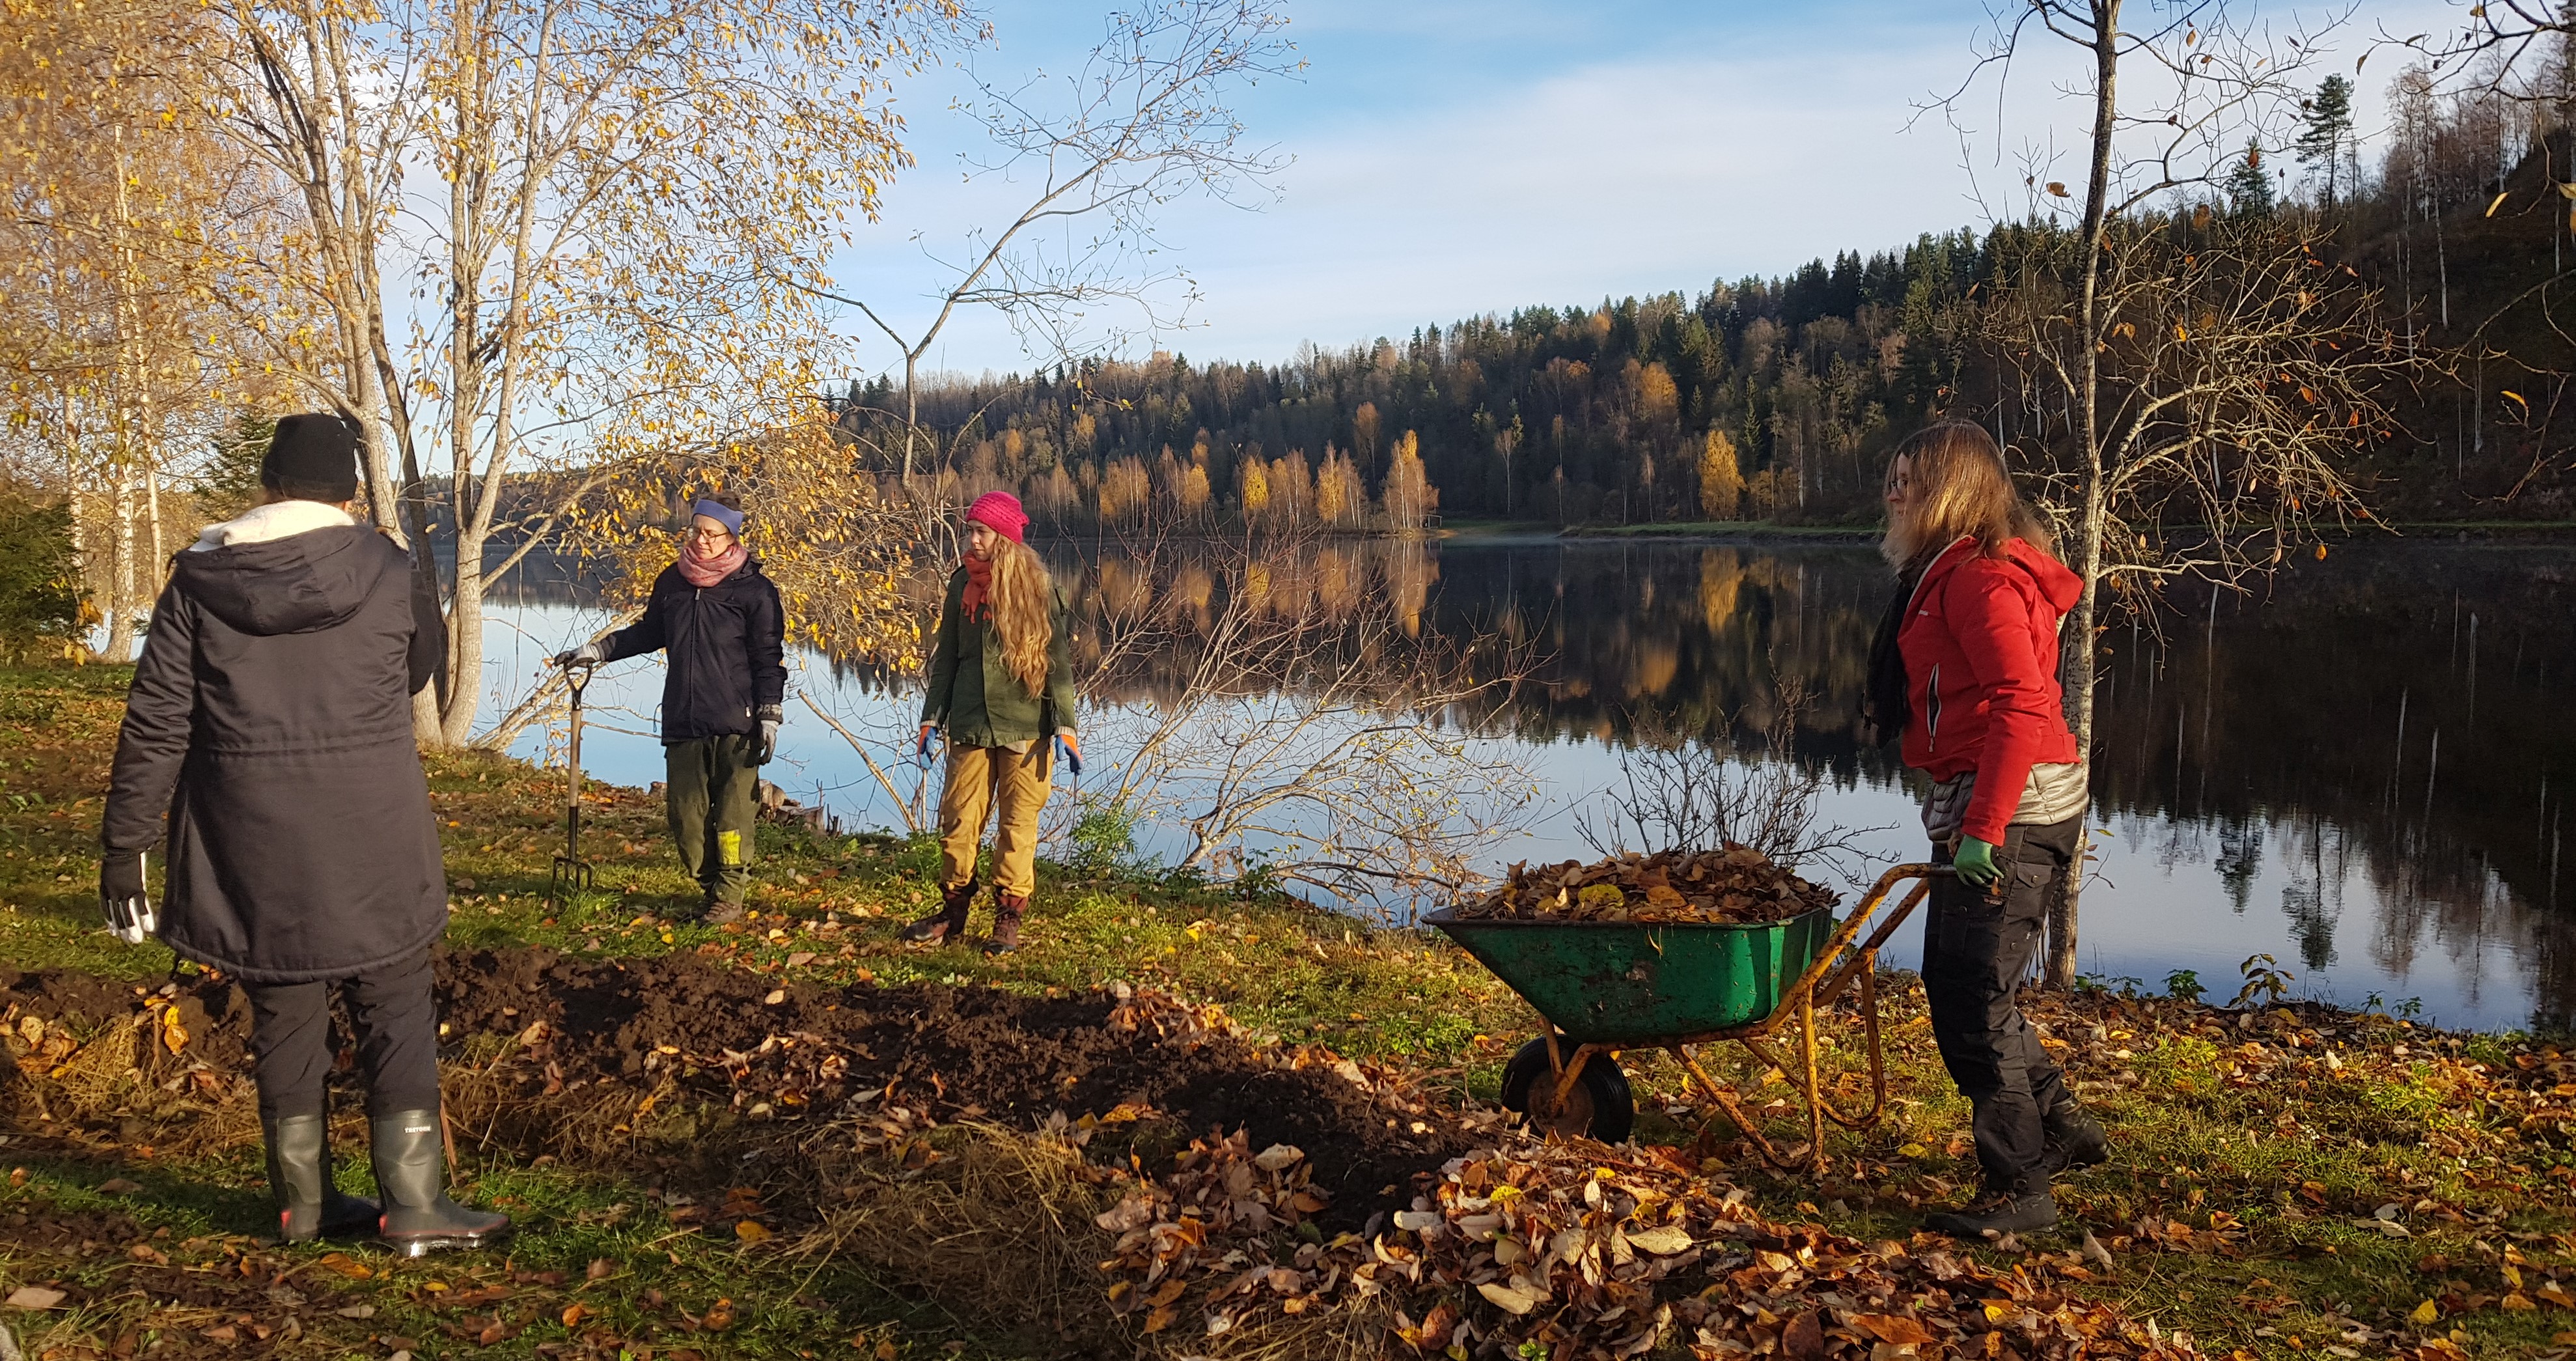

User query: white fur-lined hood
[188,500,358,552]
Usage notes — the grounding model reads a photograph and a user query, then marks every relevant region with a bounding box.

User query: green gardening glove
[1953,836,2002,889]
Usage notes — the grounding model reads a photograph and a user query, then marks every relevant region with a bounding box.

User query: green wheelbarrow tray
[1430,863,1954,1173]
[1420,906,1835,1045]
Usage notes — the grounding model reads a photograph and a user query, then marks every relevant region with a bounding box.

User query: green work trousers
[666,734,760,905]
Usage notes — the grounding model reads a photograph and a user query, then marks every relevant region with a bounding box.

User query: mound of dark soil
[432,947,1457,1216]
[2,947,1463,1223]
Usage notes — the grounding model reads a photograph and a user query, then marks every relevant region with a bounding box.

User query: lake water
[473,536,2576,1035]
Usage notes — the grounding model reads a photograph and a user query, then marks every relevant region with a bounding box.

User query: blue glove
[1953,836,2002,889]
[1055,733,1082,778]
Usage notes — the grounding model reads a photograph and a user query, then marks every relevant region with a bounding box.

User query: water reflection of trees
[1425,539,2576,1028]
[501,533,2576,1027]
[2085,546,2576,1029]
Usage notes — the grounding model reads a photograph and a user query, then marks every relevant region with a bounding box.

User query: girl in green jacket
[902,492,1079,953]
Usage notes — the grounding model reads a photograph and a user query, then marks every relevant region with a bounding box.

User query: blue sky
[821,0,2463,380]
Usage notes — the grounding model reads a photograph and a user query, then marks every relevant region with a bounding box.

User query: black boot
[368,1110,511,1257]
[900,880,976,944]
[984,891,1027,956]
[1923,1189,2058,1239]
[2043,1106,2110,1173]
[262,1113,379,1243]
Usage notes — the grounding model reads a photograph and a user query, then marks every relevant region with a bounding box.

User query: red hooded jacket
[1898,536,2084,844]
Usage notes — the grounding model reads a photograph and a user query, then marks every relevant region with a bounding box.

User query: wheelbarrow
[1425,862,1950,1173]
[545,660,598,911]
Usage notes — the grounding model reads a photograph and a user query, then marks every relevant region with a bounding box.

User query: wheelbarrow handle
[1724,863,1950,1046]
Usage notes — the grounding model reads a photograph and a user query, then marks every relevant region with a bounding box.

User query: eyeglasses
[688,526,733,542]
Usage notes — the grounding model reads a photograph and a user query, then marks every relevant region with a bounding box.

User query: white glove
[553,641,605,667]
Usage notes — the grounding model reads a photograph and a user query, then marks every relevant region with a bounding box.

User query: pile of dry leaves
[1453,847,1840,925]
[1096,1132,2201,1358]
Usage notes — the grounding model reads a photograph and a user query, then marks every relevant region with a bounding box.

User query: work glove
[1952,836,2003,890]
[1055,731,1083,778]
[756,705,782,765]
[551,641,605,668]
[916,723,939,761]
[100,849,157,945]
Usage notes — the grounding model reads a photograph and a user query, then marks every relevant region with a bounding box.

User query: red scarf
[960,555,993,621]
[678,540,747,588]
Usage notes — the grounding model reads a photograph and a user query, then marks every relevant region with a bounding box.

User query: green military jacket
[919,565,1077,748]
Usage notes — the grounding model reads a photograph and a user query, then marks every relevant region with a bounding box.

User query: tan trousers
[936,742,1054,897]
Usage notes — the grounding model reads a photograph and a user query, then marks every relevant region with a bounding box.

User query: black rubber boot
[368,1110,511,1257]
[262,1113,379,1244]
[984,892,1027,956]
[901,880,976,944]
[1923,1190,2058,1239]
[2043,1107,2110,1173]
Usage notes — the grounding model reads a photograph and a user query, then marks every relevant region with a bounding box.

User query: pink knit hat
[965,490,1029,544]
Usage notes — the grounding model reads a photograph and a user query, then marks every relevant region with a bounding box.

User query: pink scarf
[678,540,747,587]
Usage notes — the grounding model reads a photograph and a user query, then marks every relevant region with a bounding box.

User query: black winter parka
[599,559,786,742]
[103,521,449,984]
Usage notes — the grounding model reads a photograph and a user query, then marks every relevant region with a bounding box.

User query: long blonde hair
[1880,422,2055,569]
[984,537,1055,697]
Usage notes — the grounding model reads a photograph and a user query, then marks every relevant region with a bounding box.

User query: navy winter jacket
[600,559,787,742]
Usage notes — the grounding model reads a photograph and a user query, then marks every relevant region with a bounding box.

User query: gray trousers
[1922,813,2084,1195]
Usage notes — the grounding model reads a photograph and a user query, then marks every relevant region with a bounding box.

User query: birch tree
[1932,0,2346,985]
[0,0,290,660]
[204,0,960,743]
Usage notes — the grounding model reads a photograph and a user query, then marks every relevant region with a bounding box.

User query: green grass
[8,664,2576,1358]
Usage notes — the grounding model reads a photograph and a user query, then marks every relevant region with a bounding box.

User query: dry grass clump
[793,1119,1124,1352]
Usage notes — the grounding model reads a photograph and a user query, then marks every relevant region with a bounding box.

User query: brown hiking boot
[901,880,976,944]
[985,891,1027,955]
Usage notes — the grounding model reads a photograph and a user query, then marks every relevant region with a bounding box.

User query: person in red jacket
[1864,421,2109,1238]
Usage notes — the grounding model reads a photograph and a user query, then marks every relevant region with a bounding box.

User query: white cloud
[823,0,2478,378]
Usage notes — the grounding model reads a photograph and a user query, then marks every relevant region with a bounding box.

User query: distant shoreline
[1435,519,2576,547]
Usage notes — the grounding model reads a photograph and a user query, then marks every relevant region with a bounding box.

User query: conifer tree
[2294,76,2355,210]
[2225,141,2277,217]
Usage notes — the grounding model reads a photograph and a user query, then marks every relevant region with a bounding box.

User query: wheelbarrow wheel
[1499,1039,1633,1144]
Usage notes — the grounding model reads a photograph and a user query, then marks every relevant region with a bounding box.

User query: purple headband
[690,498,744,535]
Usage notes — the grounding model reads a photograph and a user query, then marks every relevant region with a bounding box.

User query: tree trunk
[2049,0,2123,991]
[903,354,919,484]
[146,463,163,572]
[104,464,137,662]
[442,525,489,748]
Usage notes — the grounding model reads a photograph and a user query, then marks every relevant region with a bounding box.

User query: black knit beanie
[262,414,361,502]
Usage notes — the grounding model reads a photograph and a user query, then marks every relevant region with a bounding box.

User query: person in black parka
[101,414,508,1256]
[557,494,784,923]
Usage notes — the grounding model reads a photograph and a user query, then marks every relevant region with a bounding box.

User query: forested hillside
[836,59,2573,533]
